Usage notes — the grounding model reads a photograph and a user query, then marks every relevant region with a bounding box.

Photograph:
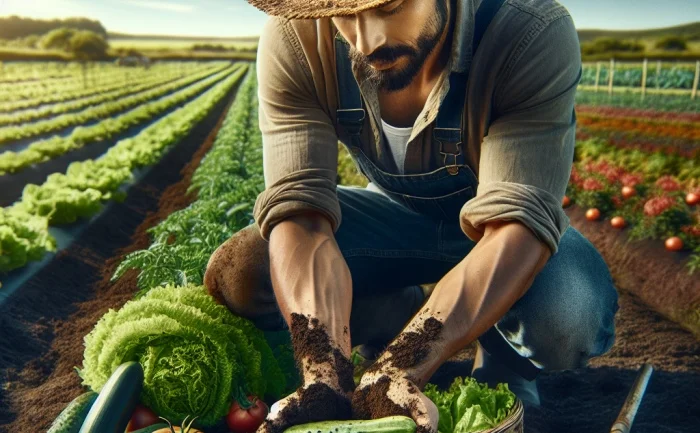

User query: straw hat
[246,0,397,19]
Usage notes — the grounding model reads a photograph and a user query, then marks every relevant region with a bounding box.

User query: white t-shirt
[380,118,413,174]
[366,118,413,196]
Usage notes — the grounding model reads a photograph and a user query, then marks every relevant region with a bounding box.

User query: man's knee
[204,224,276,320]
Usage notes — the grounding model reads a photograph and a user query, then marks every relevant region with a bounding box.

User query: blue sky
[0,0,697,37]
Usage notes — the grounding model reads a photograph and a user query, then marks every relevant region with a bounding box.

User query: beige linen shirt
[252,0,582,255]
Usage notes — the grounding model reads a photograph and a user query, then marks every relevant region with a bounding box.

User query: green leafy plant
[78,284,286,427]
[424,376,516,433]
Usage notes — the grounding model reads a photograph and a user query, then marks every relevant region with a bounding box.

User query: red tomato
[126,404,160,432]
[226,395,269,433]
[610,216,626,229]
[621,186,636,199]
[586,208,601,221]
[686,192,699,206]
[665,237,684,252]
[562,195,571,208]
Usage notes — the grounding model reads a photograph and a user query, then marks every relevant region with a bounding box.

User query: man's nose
[354,16,387,57]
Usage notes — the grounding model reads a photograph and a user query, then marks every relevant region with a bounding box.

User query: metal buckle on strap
[434,127,462,175]
[337,108,366,136]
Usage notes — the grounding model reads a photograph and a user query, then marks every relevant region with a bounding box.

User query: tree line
[0,16,107,40]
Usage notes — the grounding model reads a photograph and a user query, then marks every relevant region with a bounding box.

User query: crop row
[0,64,222,127]
[565,138,699,275]
[580,63,697,89]
[113,65,264,294]
[0,63,232,146]
[0,64,244,175]
[0,62,219,112]
[0,63,167,102]
[575,89,700,113]
[94,66,300,428]
[0,63,248,274]
[576,112,699,141]
[0,63,75,83]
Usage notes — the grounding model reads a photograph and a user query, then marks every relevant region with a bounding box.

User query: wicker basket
[483,398,524,433]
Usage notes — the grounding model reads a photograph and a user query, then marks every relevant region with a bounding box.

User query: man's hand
[352,366,438,433]
[257,314,356,433]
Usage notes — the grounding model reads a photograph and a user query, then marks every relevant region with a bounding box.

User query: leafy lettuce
[78,284,286,426]
[424,377,516,433]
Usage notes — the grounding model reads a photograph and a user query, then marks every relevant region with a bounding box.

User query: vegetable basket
[483,398,524,433]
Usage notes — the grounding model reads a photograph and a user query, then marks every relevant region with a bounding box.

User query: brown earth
[0,80,240,432]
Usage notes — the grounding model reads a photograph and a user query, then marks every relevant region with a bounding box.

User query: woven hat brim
[247,0,397,19]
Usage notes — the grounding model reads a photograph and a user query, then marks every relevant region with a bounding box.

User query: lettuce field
[0,61,698,433]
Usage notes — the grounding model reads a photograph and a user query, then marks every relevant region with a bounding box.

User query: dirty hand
[256,350,355,433]
[352,366,438,433]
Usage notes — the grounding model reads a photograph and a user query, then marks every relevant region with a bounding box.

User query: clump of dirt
[352,375,407,419]
[260,383,352,433]
[290,314,355,393]
[366,315,444,379]
[387,317,443,369]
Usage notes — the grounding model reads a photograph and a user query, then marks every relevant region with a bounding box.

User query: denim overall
[331,0,619,380]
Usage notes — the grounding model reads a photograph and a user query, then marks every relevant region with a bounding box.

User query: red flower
[643,195,677,217]
[681,225,700,237]
[583,178,605,191]
[620,173,644,187]
[655,175,681,192]
[612,196,623,208]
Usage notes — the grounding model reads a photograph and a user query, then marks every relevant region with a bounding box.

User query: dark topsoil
[1,126,699,431]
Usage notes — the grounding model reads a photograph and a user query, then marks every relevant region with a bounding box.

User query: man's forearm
[377,220,552,387]
[268,211,353,358]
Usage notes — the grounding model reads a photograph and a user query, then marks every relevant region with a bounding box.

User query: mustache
[353,45,415,63]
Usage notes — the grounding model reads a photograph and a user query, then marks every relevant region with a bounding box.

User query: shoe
[471,341,541,407]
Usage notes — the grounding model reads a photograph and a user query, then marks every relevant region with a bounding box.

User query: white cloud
[121,0,196,13]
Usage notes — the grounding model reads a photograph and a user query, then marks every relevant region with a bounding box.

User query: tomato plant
[226,393,269,433]
[686,192,699,206]
[562,195,571,208]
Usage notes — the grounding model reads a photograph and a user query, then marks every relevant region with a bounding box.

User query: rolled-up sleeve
[253,17,340,241]
[459,15,581,255]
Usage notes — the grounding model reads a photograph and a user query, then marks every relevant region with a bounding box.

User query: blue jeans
[334,183,619,374]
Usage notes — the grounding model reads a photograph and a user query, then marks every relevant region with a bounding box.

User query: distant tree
[69,31,109,60]
[581,37,645,55]
[655,36,688,51]
[39,28,77,51]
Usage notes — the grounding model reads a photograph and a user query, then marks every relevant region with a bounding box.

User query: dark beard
[349,0,450,92]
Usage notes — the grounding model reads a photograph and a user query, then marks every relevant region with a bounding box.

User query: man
[204,1,620,432]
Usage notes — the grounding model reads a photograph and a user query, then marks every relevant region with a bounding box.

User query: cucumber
[47,391,99,433]
[129,423,170,433]
[79,361,144,433]
[283,416,417,433]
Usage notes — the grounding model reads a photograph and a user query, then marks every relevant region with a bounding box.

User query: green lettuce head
[78,284,286,426]
[424,376,517,433]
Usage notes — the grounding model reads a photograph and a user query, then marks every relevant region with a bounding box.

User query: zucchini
[283,416,417,433]
[79,361,144,433]
[47,391,99,433]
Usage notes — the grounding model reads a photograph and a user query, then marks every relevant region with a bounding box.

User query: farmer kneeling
[204,0,620,432]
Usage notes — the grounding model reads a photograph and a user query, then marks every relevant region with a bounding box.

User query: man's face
[332,0,450,92]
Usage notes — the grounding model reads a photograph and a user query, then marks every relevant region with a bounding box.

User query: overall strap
[434,0,506,174]
[335,34,365,150]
